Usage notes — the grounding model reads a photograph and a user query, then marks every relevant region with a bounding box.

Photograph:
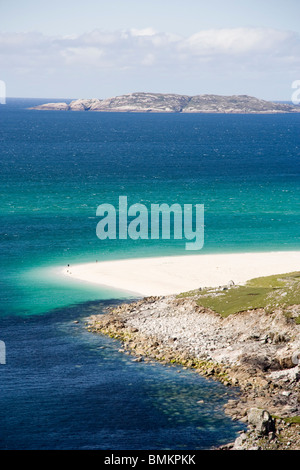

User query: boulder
[247,408,275,435]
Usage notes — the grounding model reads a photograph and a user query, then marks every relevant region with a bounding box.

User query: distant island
[30,92,300,114]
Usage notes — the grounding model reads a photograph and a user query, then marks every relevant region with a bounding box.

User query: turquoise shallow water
[1,98,300,316]
[0,99,299,449]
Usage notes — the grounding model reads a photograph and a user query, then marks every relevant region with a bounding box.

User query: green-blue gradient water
[0,98,299,449]
[1,99,300,316]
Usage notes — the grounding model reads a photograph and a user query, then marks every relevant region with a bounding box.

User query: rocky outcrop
[247,408,276,435]
[182,94,297,114]
[224,408,300,450]
[34,102,70,111]
[85,293,300,450]
[30,92,300,114]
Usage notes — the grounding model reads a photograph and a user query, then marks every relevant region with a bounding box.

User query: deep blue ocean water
[0,98,299,449]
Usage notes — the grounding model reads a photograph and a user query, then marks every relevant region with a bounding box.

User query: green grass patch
[177,272,300,318]
[283,416,300,425]
[177,289,200,298]
[196,286,275,317]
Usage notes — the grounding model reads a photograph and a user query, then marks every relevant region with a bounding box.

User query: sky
[1,0,300,100]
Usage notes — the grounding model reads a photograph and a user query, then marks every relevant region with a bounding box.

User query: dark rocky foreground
[30,92,300,114]
[86,294,300,450]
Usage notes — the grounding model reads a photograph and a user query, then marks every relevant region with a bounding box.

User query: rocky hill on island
[30,92,300,114]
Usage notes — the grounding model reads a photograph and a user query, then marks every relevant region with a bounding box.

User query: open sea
[0,98,299,450]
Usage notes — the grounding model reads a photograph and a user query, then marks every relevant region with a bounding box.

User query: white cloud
[1,27,299,98]
[61,46,105,66]
[1,27,299,67]
[130,28,157,37]
[181,28,296,55]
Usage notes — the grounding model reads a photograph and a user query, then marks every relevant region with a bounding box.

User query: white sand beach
[62,251,300,297]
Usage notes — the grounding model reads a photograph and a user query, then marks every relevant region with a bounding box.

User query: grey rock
[31,102,69,111]
[247,408,275,435]
[227,280,235,288]
[30,92,300,114]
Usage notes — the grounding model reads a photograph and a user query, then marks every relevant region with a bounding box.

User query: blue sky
[1,0,300,99]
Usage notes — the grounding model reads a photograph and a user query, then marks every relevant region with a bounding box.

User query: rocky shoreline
[86,293,300,450]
